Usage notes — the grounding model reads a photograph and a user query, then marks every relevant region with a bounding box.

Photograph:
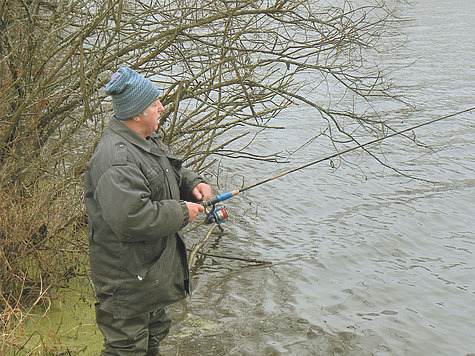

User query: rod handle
[200,190,239,207]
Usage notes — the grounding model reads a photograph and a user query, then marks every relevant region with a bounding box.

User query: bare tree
[1,0,395,175]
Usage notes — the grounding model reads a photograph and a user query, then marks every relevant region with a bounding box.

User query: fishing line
[201,106,474,208]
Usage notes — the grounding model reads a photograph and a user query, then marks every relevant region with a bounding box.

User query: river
[165,0,475,355]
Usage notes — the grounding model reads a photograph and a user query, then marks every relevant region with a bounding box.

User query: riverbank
[11,271,225,355]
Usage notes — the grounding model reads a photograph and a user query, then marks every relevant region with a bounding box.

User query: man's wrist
[178,200,189,228]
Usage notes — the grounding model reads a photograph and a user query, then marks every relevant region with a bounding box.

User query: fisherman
[84,66,211,355]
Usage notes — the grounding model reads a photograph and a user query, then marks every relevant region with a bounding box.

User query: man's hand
[192,182,212,202]
[185,202,205,222]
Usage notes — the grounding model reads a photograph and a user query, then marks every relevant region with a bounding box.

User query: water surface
[166,1,475,355]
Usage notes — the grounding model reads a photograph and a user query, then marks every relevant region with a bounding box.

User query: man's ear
[132,115,141,122]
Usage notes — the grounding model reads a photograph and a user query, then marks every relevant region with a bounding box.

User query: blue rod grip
[217,191,233,202]
[201,190,239,207]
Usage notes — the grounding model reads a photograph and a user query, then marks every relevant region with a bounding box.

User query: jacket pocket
[122,239,167,280]
[145,235,185,299]
[143,165,167,200]
[113,236,186,317]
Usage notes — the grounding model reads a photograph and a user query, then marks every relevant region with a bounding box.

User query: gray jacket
[84,118,204,318]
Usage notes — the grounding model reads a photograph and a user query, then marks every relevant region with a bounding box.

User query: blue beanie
[105,67,160,120]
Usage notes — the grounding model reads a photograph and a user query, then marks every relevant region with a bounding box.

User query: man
[84,67,211,355]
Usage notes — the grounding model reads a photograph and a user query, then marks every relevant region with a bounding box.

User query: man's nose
[157,101,165,113]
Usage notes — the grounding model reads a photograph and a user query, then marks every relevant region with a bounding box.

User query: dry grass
[0,173,87,354]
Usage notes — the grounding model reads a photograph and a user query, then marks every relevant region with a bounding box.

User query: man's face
[140,99,164,136]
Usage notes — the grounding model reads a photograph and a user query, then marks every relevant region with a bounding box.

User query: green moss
[179,315,220,336]
[16,277,103,355]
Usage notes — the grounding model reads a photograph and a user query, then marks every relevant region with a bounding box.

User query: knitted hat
[105,67,160,120]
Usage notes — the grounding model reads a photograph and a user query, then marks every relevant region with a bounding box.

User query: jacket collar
[108,117,177,159]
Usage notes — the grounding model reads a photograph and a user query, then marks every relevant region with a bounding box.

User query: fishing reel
[205,204,229,224]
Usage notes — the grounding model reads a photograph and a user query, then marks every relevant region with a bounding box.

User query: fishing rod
[201,107,474,220]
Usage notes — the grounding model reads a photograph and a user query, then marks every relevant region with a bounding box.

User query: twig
[188,223,219,270]
[82,262,97,300]
[194,251,271,265]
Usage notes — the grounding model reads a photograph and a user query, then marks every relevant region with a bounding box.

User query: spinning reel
[205,204,229,224]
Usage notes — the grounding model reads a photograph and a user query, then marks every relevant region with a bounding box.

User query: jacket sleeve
[95,163,189,242]
[177,166,206,202]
